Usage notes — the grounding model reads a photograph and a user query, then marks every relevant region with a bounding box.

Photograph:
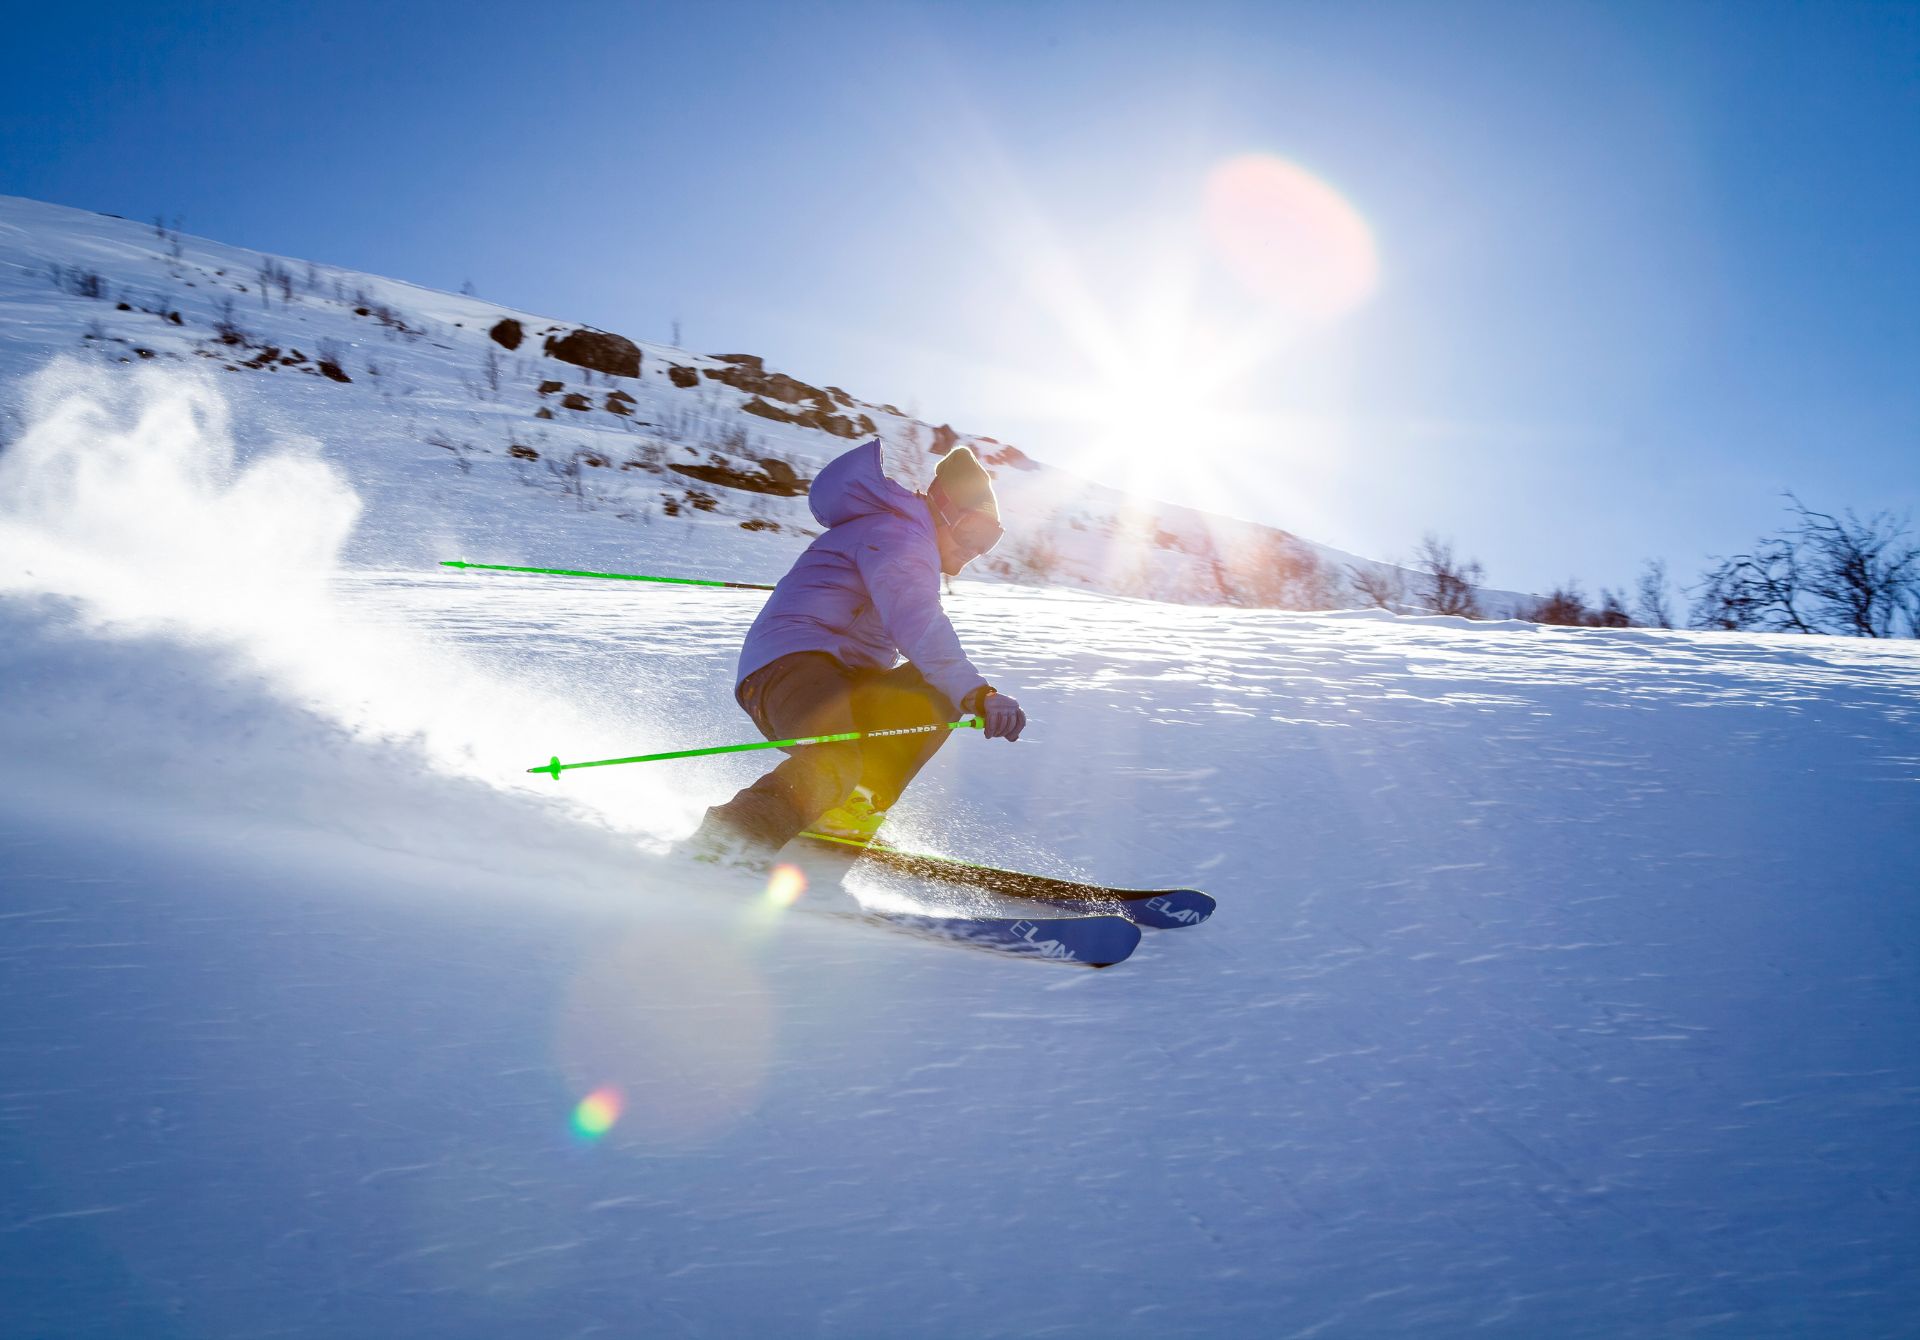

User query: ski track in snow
[3,570,1919,1338]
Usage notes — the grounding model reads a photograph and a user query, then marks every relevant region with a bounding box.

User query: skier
[681,438,1026,866]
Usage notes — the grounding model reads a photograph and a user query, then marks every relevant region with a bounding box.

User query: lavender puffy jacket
[735,440,988,711]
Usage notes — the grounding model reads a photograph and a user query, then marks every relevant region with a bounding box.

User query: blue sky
[3,0,1915,595]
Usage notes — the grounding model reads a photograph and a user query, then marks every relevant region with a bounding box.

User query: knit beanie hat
[932,447,999,521]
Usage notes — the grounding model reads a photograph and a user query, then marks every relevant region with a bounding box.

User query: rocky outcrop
[668,454,811,497]
[739,396,875,440]
[489,318,524,350]
[543,327,641,379]
[704,358,875,440]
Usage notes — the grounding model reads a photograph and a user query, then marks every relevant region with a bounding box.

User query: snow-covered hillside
[3,301,1918,1338]
[0,193,1519,612]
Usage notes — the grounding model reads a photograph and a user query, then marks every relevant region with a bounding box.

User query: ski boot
[811,784,888,846]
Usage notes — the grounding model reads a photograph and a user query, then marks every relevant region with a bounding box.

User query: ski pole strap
[530,717,984,780]
[441,559,776,591]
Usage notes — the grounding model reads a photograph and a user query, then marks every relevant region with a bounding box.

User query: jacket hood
[808,440,928,530]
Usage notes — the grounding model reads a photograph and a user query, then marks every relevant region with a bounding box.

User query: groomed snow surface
[3,366,1918,1338]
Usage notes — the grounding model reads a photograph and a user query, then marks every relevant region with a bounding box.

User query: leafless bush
[1634,559,1674,628]
[1016,531,1065,581]
[49,264,106,299]
[212,296,250,345]
[1348,562,1408,612]
[424,430,473,474]
[1593,588,1632,628]
[257,255,295,305]
[548,451,590,507]
[482,345,503,396]
[1414,534,1484,618]
[1518,584,1590,626]
[1691,495,1919,637]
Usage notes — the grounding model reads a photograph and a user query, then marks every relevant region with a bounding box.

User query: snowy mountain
[0,193,1512,612]
[2,196,1917,1337]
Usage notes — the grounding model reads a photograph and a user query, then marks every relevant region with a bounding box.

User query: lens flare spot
[765,863,807,908]
[1204,153,1380,320]
[571,1086,624,1139]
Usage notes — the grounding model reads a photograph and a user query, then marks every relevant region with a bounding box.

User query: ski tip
[1130,889,1215,930]
[1079,916,1143,967]
[440,559,467,568]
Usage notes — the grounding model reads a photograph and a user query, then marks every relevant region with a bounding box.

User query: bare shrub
[1634,559,1674,629]
[1691,495,1919,637]
[1518,584,1590,626]
[257,256,295,305]
[1414,534,1484,618]
[425,430,473,474]
[548,451,590,507]
[1593,588,1632,627]
[50,264,106,299]
[212,296,250,345]
[1348,563,1408,612]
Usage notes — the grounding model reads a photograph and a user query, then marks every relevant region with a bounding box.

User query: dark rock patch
[560,392,592,411]
[544,327,641,379]
[509,444,540,460]
[537,380,564,395]
[489,318,525,350]
[667,364,700,389]
[669,457,811,497]
[739,396,875,440]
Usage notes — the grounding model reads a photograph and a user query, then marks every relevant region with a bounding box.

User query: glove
[981,692,1026,742]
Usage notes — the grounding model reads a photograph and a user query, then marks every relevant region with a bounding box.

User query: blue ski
[853,907,1141,967]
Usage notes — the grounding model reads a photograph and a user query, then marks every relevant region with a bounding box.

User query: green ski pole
[441,559,775,591]
[530,718,984,781]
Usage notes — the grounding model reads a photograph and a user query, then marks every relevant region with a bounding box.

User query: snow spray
[0,359,691,838]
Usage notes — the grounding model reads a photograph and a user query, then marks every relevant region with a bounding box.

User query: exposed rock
[740,518,781,532]
[668,456,810,497]
[317,360,351,384]
[537,380,564,395]
[605,390,636,415]
[544,327,641,378]
[929,423,959,455]
[489,318,525,350]
[703,360,828,407]
[980,442,1037,471]
[509,444,539,460]
[560,392,592,411]
[739,396,874,441]
[534,407,554,420]
[667,364,700,389]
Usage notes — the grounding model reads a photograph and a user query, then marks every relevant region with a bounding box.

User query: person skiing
[681,438,1026,866]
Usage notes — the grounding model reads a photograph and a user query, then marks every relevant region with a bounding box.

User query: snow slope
[2,355,1917,1337]
[0,192,1525,613]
